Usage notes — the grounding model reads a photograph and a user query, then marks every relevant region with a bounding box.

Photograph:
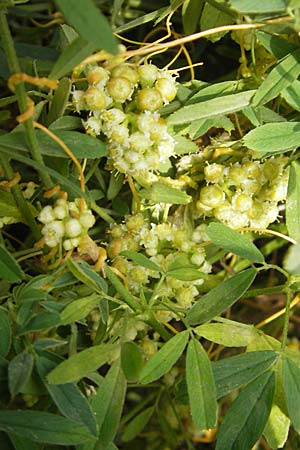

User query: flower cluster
[195,156,289,229]
[107,214,211,315]
[38,198,95,250]
[73,61,178,176]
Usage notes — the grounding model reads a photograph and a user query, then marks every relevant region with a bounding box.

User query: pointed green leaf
[8,433,39,450]
[121,342,143,382]
[256,30,298,59]
[122,407,154,442]
[139,330,189,384]
[36,357,98,437]
[195,321,257,347]
[186,339,217,429]
[286,161,300,240]
[90,361,126,449]
[186,269,257,325]
[207,222,265,263]
[283,357,300,432]
[60,293,101,325]
[54,0,118,54]
[263,404,290,450]
[120,250,162,272]
[168,90,255,125]
[141,183,191,205]
[212,350,278,399]
[216,371,275,450]
[243,122,300,155]
[47,343,119,384]
[0,308,11,357]
[253,48,300,107]
[8,352,34,397]
[66,259,107,293]
[0,410,94,445]
[282,79,300,112]
[46,77,71,125]
[166,267,205,281]
[230,0,286,14]
[0,245,24,282]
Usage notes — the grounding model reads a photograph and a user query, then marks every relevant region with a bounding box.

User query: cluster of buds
[195,156,289,229]
[72,61,178,176]
[37,198,96,250]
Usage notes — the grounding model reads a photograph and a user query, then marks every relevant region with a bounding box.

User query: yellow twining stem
[8,73,58,93]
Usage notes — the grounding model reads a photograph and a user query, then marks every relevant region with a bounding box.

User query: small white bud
[65,219,82,238]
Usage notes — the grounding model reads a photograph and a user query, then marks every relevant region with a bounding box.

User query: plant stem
[0,7,52,189]
[281,289,292,351]
[1,156,40,239]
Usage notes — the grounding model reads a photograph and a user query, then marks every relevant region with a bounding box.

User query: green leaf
[104,266,140,311]
[283,242,300,275]
[121,342,143,382]
[173,135,199,155]
[195,321,257,347]
[282,357,300,432]
[60,293,101,325]
[17,311,60,335]
[255,31,298,59]
[186,339,217,429]
[282,79,300,111]
[8,352,34,397]
[49,116,82,131]
[207,222,265,263]
[120,250,162,272]
[49,36,96,80]
[216,371,275,450]
[182,0,204,34]
[55,0,118,54]
[212,350,278,399]
[122,407,154,442]
[47,343,119,384]
[46,78,71,125]
[90,361,126,449]
[263,404,290,450]
[188,115,235,139]
[243,122,300,155]
[66,259,107,294]
[166,267,205,281]
[0,130,107,159]
[36,357,98,437]
[230,0,286,13]
[139,330,189,384]
[140,183,191,205]
[168,90,255,125]
[253,48,300,107]
[0,410,94,445]
[0,308,11,357]
[286,161,300,241]
[8,433,39,450]
[0,245,24,282]
[186,268,257,325]
[200,2,233,42]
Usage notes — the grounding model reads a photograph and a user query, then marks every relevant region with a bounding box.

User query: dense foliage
[1,1,300,449]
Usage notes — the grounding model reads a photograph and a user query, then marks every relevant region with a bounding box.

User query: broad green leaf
[0,245,24,282]
[243,122,300,155]
[230,0,286,13]
[0,130,107,159]
[36,357,98,437]
[173,135,199,155]
[47,343,119,384]
[282,79,300,111]
[66,259,107,294]
[188,115,234,139]
[283,242,300,275]
[0,191,23,221]
[200,2,233,42]
[216,371,275,450]
[256,30,298,59]
[166,267,205,281]
[0,410,94,445]
[212,350,278,399]
[141,183,191,205]
[168,90,255,125]
[207,222,265,263]
[105,266,140,311]
[60,293,101,325]
[0,308,11,356]
[286,161,300,240]
[49,116,82,131]
[243,105,286,126]
[49,36,96,80]
[90,361,126,449]
[122,407,154,442]
[55,0,118,54]
[263,404,290,450]
[186,268,257,325]
[17,311,60,335]
[182,0,204,34]
[283,357,300,432]
[187,80,250,105]
[8,433,39,450]
[46,78,71,125]
[114,7,168,34]
[139,330,189,384]
[195,321,257,347]
[121,342,143,382]
[120,250,162,272]
[186,339,217,429]
[8,352,34,397]
[253,48,300,107]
